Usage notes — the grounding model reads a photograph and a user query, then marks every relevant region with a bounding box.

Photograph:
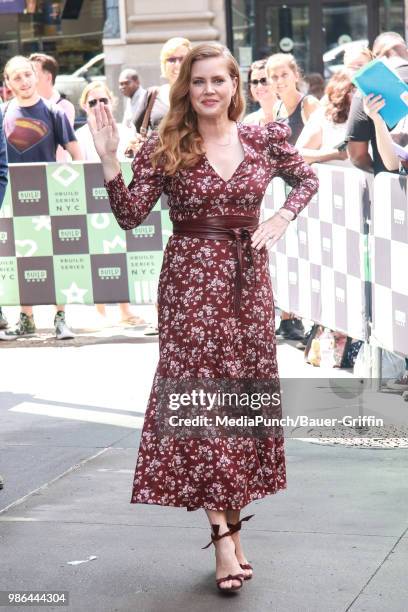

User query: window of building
[0,0,104,76]
[378,0,405,36]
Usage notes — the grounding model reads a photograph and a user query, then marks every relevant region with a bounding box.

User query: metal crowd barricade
[1,161,408,363]
[263,163,373,343]
[371,172,408,358]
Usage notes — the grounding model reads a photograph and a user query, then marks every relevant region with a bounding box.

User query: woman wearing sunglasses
[244,59,277,126]
[151,37,193,128]
[129,37,192,144]
[76,82,135,161]
[126,38,192,159]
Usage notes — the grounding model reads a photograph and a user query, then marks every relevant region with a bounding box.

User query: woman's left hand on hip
[251,213,289,251]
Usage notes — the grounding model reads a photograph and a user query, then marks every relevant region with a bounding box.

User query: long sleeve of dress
[104,133,166,230]
[266,121,319,218]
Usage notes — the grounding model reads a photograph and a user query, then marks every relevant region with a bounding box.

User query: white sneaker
[0,329,18,341]
[54,314,75,340]
[143,324,159,336]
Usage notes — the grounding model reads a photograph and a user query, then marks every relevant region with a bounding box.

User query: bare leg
[118,303,146,324]
[205,509,243,590]
[95,304,106,317]
[226,509,253,579]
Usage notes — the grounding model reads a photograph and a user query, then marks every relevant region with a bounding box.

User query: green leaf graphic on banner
[47,163,87,216]
[13,216,52,257]
[87,213,127,254]
[0,257,20,306]
[54,255,93,304]
[126,251,163,304]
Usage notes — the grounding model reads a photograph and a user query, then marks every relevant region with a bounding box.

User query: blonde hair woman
[76,82,135,161]
[145,36,192,131]
[343,45,373,74]
[89,42,318,593]
[128,37,192,161]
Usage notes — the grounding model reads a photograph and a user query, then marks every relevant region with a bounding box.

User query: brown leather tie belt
[172,215,259,317]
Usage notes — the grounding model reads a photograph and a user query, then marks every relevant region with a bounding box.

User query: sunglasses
[250,77,269,87]
[166,56,185,64]
[88,97,109,107]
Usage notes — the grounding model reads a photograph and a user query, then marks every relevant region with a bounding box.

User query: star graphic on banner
[61,282,88,304]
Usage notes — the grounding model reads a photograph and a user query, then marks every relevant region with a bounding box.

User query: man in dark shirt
[347,32,408,174]
[1,56,82,340]
[0,108,7,206]
[0,111,8,482]
[0,107,10,339]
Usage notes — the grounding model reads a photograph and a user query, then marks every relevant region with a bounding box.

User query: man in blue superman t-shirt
[2,56,80,163]
[0,56,82,341]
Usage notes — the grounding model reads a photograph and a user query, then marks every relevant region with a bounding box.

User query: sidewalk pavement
[0,305,407,611]
[1,436,407,612]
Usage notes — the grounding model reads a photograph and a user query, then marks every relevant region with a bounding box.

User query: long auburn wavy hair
[324,70,355,124]
[151,43,245,175]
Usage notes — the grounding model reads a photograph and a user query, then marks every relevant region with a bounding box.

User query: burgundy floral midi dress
[105,121,318,511]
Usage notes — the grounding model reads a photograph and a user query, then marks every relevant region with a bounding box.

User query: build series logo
[18,190,41,204]
[92,187,108,200]
[132,225,155,238]
[58,229,82,242]
[24,270,47,283]
[0,231,8,244]
[98,267,121,280]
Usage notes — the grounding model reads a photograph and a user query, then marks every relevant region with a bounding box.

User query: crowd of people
[0,32,407,353]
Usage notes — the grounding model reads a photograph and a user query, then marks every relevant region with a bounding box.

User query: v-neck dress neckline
[203,122,247,184]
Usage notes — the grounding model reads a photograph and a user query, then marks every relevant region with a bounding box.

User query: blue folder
[352,59,408,128]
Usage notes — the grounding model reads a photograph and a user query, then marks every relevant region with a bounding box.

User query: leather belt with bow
[172,215,259,317]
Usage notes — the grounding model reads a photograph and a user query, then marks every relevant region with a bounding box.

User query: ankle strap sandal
[216,573,244,592]
[202,523,235,550]
[226,513,254,534]
[227,514,254,578]
[202,524,245,592]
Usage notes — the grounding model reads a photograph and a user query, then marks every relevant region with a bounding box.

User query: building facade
[226,0,407,74]
[103,1,227,91]
[0,1,407,111]
[0,0,105,75]
[103,0,407,91]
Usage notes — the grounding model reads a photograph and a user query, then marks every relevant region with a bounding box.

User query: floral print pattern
[105,121,318,511]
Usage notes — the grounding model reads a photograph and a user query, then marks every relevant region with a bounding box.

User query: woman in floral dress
[89,43,318,593]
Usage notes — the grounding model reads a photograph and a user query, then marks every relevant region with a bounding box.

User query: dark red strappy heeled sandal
[202,525,245,592]
[227,514,255,580]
